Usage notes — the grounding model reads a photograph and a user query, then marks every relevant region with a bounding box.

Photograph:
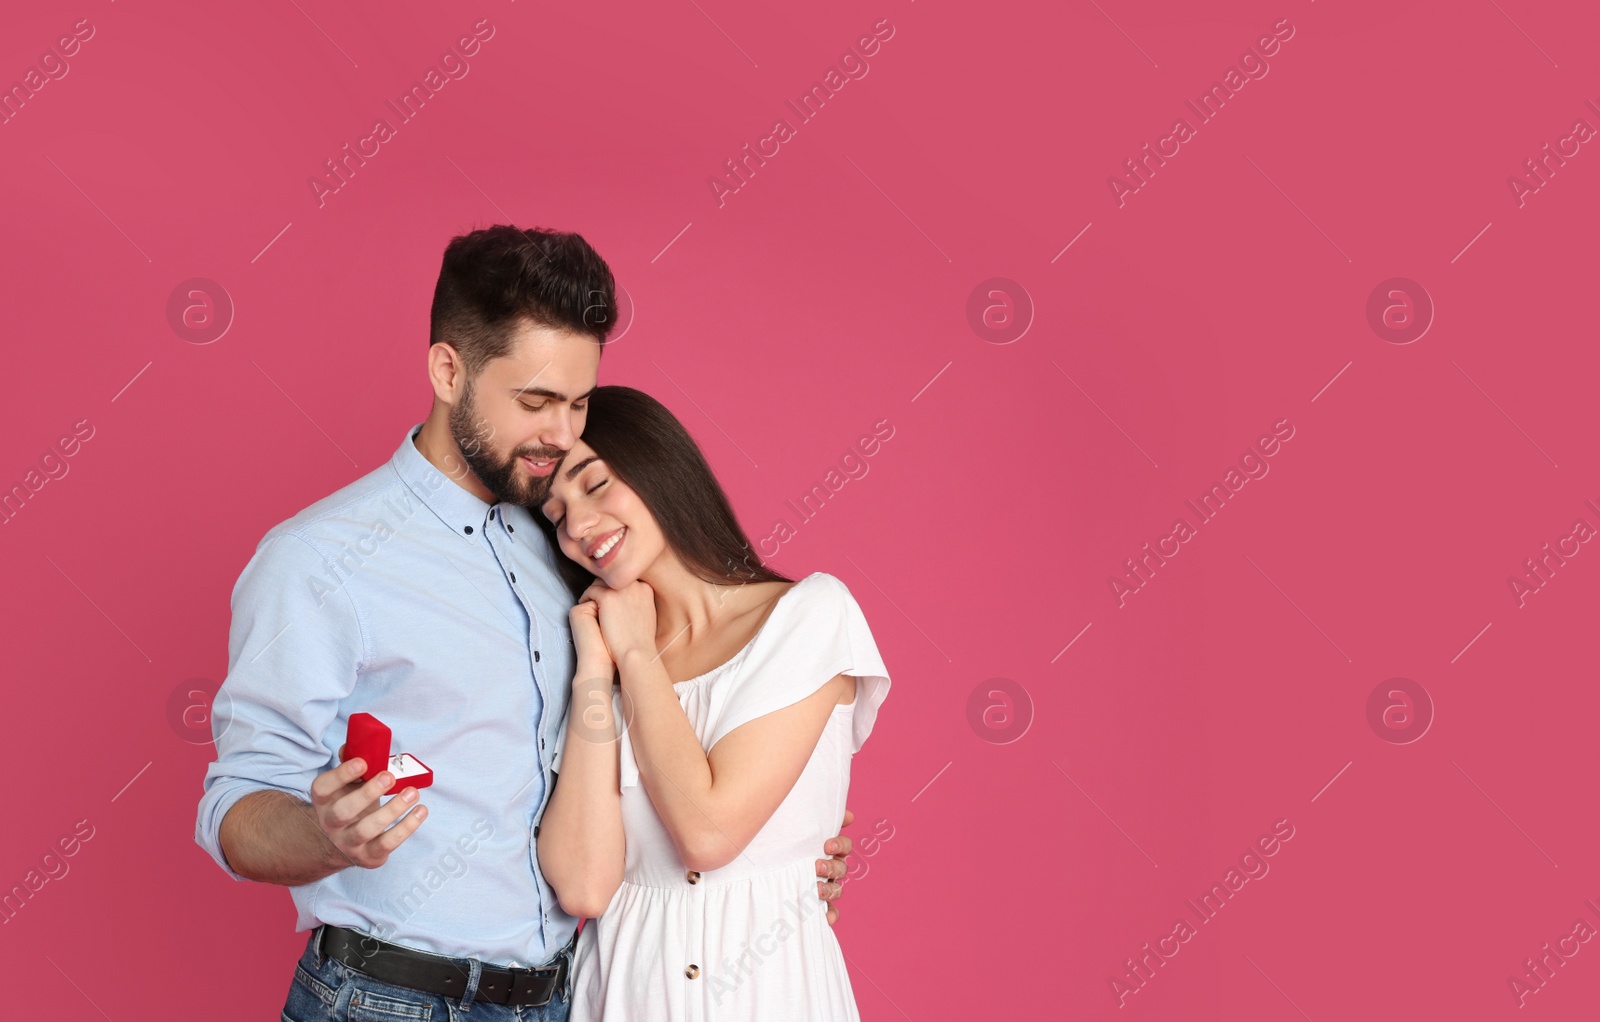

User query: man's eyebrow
[510,384,598,401]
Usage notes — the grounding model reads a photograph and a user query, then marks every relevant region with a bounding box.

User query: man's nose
[542,409,576,452]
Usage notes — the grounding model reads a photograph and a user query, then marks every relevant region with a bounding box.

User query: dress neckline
[669,572,821,688]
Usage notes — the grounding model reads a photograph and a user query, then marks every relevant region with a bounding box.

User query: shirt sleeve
[705,573,891,755]
[194,530,368,881]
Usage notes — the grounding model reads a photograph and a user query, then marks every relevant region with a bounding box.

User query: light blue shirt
[195,423,578,967]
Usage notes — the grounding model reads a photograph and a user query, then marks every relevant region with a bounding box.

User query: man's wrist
[297,798,355,873]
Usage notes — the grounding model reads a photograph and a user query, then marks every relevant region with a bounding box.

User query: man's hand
[310,746,428,869]
[816,808,854,926]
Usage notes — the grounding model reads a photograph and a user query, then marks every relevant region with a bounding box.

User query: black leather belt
[317,924,575,1007]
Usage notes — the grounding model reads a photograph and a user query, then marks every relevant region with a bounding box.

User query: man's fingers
[816,857,846,882]
[367,798,428,857]
[348,787,422,846]
[326,771,393,829]
[310,757,365,801]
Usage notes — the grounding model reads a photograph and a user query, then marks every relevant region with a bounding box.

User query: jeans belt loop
[460,956,484,1011]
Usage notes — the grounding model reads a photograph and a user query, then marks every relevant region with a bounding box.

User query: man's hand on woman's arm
[217,752,427,887]
[816,808,854,926]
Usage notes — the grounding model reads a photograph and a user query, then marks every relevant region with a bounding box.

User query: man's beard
[448,378,563,507]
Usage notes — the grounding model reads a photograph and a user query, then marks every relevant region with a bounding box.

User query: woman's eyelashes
[547,478,608,533]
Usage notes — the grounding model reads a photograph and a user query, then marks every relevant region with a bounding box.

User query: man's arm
[221,790,349,886]
[197,531,424,884]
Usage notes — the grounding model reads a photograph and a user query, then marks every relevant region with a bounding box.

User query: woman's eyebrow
[562,455,599,481]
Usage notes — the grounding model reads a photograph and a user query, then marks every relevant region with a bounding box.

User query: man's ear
[426,342,468,403]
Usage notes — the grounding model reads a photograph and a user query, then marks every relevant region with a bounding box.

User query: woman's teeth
[592,528,625,560]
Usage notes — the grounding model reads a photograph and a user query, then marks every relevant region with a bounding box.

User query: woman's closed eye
[546,479,608,530]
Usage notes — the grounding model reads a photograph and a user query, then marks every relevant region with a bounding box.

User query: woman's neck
[642,558,756,652]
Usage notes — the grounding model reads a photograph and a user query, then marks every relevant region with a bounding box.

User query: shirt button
[534,650,541,661]
[510,572,517,583]
[685,965,699,979]
[686,870,700,884]
[464,525,474,535]
[490,508,498,519]
[507,523,515,533]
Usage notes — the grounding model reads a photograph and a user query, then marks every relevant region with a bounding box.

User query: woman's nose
[566,506,598,543]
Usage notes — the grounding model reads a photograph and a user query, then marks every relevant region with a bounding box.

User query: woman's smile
[588,526,627,568]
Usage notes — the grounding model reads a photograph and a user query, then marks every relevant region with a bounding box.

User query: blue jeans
[282,926,572,1022]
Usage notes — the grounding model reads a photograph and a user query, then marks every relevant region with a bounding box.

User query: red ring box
[343,712,433,794]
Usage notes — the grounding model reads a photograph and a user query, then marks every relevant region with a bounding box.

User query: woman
[533,386,891,1020]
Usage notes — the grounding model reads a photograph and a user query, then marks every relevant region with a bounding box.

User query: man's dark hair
[429,225,617,373]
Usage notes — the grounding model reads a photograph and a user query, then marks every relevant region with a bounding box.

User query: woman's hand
[583,579,658,665]
[569,597,615,680]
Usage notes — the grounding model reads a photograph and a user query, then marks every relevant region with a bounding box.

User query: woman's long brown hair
[534,385,792,600]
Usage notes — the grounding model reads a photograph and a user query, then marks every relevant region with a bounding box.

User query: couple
[195,225,892,1020]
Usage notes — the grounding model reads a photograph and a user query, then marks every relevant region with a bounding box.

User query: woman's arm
[535,602,626,918]
[618,643,854,873]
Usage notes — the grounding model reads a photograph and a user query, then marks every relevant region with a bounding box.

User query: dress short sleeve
[705,572,891,755]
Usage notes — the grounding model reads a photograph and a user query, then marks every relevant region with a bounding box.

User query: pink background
[3,0,1598,1018]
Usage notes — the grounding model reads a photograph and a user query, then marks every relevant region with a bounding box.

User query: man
[195,225,854,1020]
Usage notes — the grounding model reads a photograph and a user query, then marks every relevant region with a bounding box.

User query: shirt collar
[391,422,496,537]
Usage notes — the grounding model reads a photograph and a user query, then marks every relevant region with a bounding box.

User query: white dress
[556,571,892,1021]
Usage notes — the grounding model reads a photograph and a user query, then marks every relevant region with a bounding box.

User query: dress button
[685,964,699,979]
[686,870,700,884]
